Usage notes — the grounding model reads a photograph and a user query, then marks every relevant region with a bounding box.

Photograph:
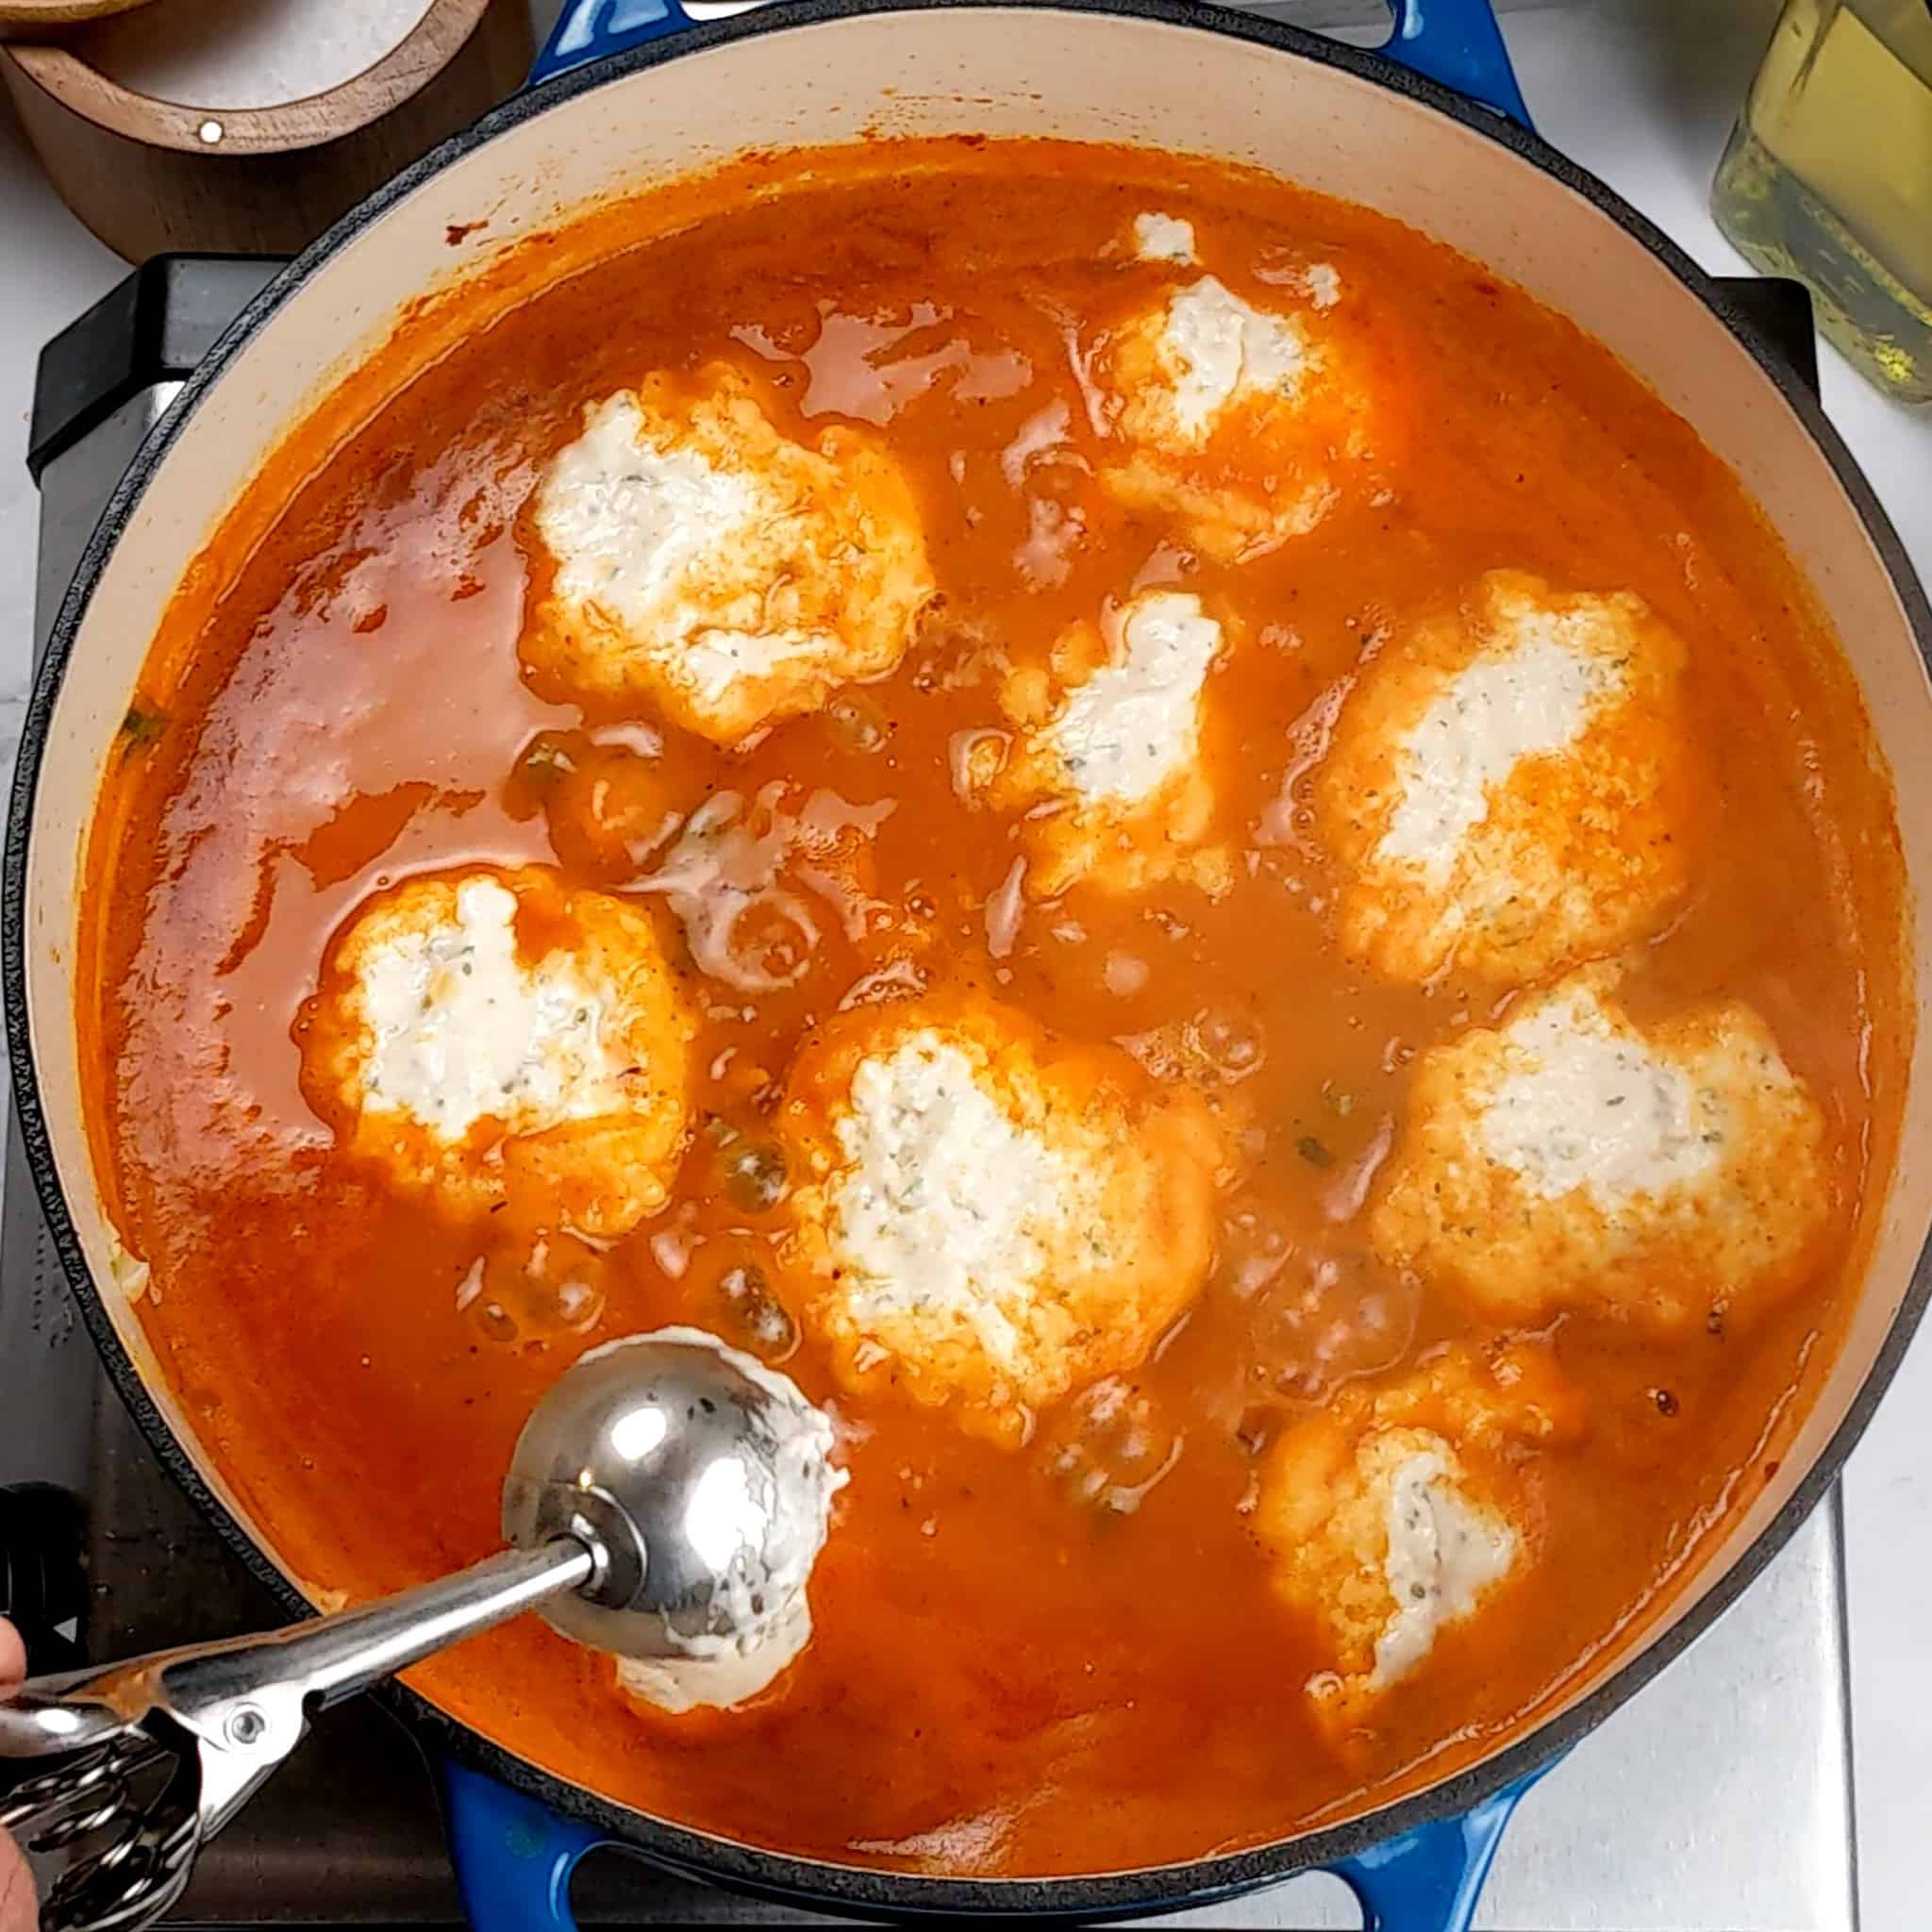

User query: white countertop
[1,1,1927,1925]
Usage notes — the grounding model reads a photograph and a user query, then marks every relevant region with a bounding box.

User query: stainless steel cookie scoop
[0,1326,842,1932]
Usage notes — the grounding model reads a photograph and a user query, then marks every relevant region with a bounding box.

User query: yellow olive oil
[1713,0,1932,404]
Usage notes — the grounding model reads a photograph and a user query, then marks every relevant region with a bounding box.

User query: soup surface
[81,140,1907,1874]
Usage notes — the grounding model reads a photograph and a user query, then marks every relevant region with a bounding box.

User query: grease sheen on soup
[80,140,1907,1875]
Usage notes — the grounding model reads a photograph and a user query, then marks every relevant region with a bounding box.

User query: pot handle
[440,1754,1544,1929]
[1381,0,1532,128]
[529,0,698,85]
[529,0,1532,129]
[440,1757,608,1929]
[1329,1773,1534,1930]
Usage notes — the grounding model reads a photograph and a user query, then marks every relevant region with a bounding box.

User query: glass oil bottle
[1712,0,1932,405]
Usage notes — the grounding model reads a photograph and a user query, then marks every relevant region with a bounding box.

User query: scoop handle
[0,1539,596,1932]
[0,1537,593,1754]
[152,1538,595,1729]
[124,1538,596,1834]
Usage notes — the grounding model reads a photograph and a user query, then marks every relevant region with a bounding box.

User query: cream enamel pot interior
[8,1,1932,1924]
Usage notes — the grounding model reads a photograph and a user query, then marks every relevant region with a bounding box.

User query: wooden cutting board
[0,0,533,259]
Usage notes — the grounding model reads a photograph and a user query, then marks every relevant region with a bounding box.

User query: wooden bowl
[0,0,157,30]
[0,0,533,258]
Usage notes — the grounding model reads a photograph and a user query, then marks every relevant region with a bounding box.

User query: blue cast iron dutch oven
[8,0,1932,1925]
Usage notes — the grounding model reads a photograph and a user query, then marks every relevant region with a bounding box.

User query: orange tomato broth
[78,139,1907,1875]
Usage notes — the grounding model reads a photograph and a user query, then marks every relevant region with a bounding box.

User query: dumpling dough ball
[1257,1341,1585,1741]
[524,365,935,744]
[976,588,1231,898]
[1099,271,1383,561]
[304,866,694,1236]
[1128,209,1200,265]
[1317,570,1691,986]
[776,993,1224,1443]
[1371,964,1830,1334]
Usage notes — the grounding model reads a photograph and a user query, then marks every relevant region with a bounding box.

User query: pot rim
[8,0,1930,1914]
